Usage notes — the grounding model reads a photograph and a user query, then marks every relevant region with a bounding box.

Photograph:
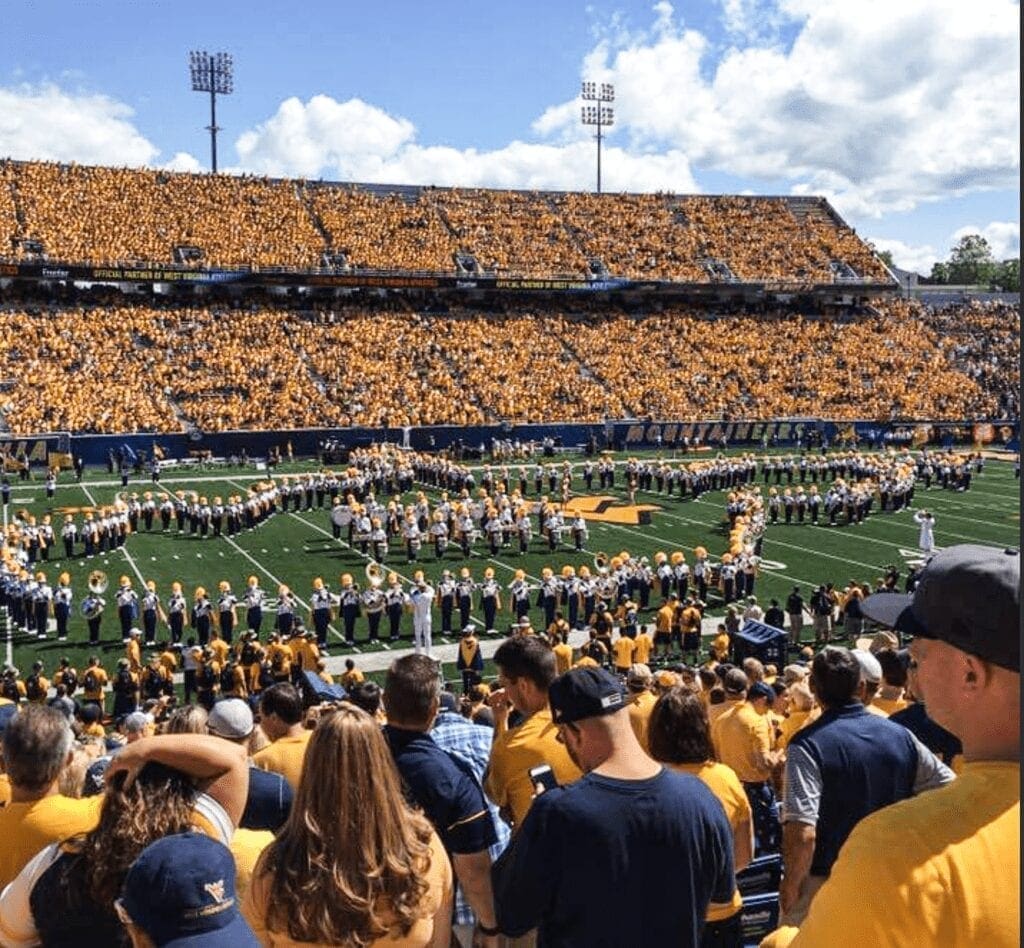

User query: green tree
[928,261,950,284]
[875,248,895,270]
[946,234,997,285]
[994,257,1020,292]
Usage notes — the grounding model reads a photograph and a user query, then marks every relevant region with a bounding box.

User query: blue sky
[0,0,1018,273]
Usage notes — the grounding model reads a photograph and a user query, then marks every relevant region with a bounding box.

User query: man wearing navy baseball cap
[493,666,735,946]
[117,832,258,947]
[766,544,1019,947]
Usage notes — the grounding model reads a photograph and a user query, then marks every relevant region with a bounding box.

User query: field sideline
[2,450,1019,680]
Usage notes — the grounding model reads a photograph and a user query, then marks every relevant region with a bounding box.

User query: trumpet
[88,569,109,594]
[594,552,609,576]
[365,562,384,588]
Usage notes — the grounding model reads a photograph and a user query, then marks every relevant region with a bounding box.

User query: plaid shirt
[432,710,512,927]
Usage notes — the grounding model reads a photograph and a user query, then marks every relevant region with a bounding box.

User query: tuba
[365,562,384,588]
[594,552,609,576]
[88,569,109,594]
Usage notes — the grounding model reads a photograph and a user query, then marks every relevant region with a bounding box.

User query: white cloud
[232,94,698,193]
[866,237,938,275]
[949,221,1020,261]
[0,83,158,166]
[162,152,203,173]
[538,0,1019,218]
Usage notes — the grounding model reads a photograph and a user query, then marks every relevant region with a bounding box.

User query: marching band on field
[0,443,978,653]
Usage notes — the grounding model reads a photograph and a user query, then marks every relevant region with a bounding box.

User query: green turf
[2,452,1019,680]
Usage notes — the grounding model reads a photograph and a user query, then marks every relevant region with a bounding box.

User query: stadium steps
[296,183,334,250]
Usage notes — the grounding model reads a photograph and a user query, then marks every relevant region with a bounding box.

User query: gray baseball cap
[861,544,1019,672]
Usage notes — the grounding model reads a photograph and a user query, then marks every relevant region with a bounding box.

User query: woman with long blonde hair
[244,704,453,947]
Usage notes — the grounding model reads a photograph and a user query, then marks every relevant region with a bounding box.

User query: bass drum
[330,506,348,527]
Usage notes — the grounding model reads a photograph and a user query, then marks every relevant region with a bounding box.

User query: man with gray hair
[0,705,101,887]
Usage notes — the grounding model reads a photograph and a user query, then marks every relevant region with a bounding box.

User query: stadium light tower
[189,50,233,173]
[581,81,614,194]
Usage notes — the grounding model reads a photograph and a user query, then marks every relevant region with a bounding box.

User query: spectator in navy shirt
[493,666,735,946]
[384,655,502,947]
[206,698,293,832]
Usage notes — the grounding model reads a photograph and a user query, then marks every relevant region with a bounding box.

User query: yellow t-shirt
[243,830,453,947]
[633,633,653,665]
[872,695,909,717]
[552,643,573,675]
[655,605,674,635]
[713,702,773,784]
[0,774,11,806]
[230,827,275,910]
[253,730,313,790]
[611,636,637,670]
[675,761,750,922]
[0,794,103,888]
[775,762,1020,948]
[485,708,582,828]
[776,709,811,751]
[627,690,657,753]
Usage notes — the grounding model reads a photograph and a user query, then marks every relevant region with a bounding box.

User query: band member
[61,514,77,560]
[217,580,238,643]
[53,572,72,642]
[508,568,531,621]
[159,493,173,531]
[31,571,52,640]
[141,579,165,646]
[370,517,389,562]
[361,578,386,641]
[303,576,331,647]
[142,491,156,531]
[82,587,105,645]
[116,576,138,643]
[437,569,456,634]
[429,510,449,559]
[693,546,710,602]
[561,565,580,630]
[337,573,361,646]
[719,554,737,604]
[244,575,265,634]
[479,567,501,634]
[166,581,187,643]
[537,567,559,629]
[516,509,532,555]
[571,512,588,552]
[275,584,297,638]
[192,586,214,646]
[384,574,407,642]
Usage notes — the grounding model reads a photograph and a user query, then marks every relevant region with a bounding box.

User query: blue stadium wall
[3,419,1018,468]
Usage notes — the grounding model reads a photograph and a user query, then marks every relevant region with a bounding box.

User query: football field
[2,450,1019,681]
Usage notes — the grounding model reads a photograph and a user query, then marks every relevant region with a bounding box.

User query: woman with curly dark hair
[243,703,453,947]
[0,734,247,946]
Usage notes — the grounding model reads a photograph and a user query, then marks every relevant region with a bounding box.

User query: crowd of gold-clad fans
[1,159,890,281]
[0,297,1015,435]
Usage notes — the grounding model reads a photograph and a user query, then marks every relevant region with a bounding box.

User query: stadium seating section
[0,299,1016,434]
[1,159,891,282]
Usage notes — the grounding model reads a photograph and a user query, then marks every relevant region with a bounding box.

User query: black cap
[861,544,1019,672]
[549,667,628,725]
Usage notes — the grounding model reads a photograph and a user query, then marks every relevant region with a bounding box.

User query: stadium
[0,6,1020,948]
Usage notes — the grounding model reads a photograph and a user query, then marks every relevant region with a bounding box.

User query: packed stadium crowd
[0,542,1017,947]
[0,297,1016,434]
[2,160,892,282]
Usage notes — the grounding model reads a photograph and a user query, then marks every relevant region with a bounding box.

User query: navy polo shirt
[384,725,498,855]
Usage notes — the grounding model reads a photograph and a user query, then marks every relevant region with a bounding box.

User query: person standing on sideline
[767,545,1019,947]
[913,509,936,554]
